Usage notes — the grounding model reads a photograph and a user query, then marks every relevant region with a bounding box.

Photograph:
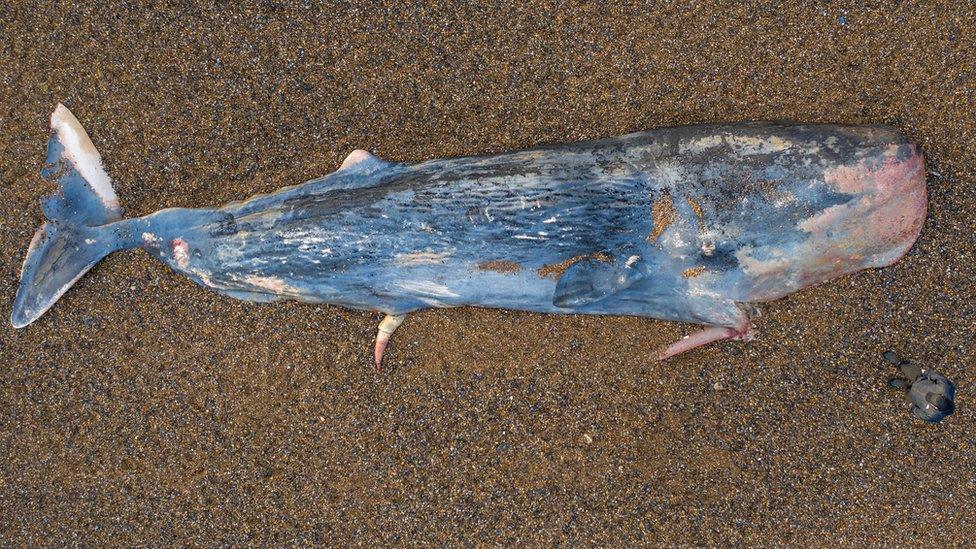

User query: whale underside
[12,106,927,361]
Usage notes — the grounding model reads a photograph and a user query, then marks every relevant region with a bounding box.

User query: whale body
[12,105,927,362]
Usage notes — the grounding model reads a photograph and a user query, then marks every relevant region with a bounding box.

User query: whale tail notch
[11,105,124,328]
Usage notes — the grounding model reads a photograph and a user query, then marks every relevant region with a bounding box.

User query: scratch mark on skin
[648,191,675,242]
[538,252,612,280]
[477,260,522,273]
[394,251,451,266]
[396,280,460,299]
[244,275,300,294]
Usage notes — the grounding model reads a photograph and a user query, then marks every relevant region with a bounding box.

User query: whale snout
[808,134,927,270]
[860,140,928,267]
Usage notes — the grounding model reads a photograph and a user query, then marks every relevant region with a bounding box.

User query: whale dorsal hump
[340,149,380,170]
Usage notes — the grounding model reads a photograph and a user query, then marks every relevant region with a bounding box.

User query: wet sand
[1,2,974,545]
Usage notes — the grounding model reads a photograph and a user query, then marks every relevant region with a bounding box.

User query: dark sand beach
[1,2,974,545]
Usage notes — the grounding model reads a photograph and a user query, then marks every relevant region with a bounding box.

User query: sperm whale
[12,105,926,366]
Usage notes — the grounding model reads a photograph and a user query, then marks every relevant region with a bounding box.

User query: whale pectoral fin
[374,313,406,370]
[552,258,643,308]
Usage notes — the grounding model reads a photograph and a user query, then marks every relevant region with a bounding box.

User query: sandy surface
[1,2,974,545]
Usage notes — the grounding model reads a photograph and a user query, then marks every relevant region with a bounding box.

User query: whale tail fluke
[11,105,123,328]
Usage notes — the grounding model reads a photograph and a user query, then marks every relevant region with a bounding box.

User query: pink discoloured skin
[171,238,190,269]
[740,144,927,303]
[374,337,390,370]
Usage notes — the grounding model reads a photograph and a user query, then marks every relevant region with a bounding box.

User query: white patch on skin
[394,251,451,266]
[662,230,690,250]
[735,246,790,278]
[244,275,299,294]
[772,194,798,208]
[396,280,460,299]
[142,232,160,245]
[84,238,96,245]
[50,105,119,211]
[280,227,335,254]
[21,226,47,278]
[798,204,849,233]
[171,238,190,269]
[626,255,640,267]
[215,234,250,262]
[542,216,558,224]
[685,279,725,301]
[651,161,686,186]
[678,134,803,156]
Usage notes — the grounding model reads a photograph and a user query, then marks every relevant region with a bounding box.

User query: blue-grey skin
[12,108,927,360]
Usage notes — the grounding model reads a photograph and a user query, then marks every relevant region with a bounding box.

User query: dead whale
[12,105,927,366]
